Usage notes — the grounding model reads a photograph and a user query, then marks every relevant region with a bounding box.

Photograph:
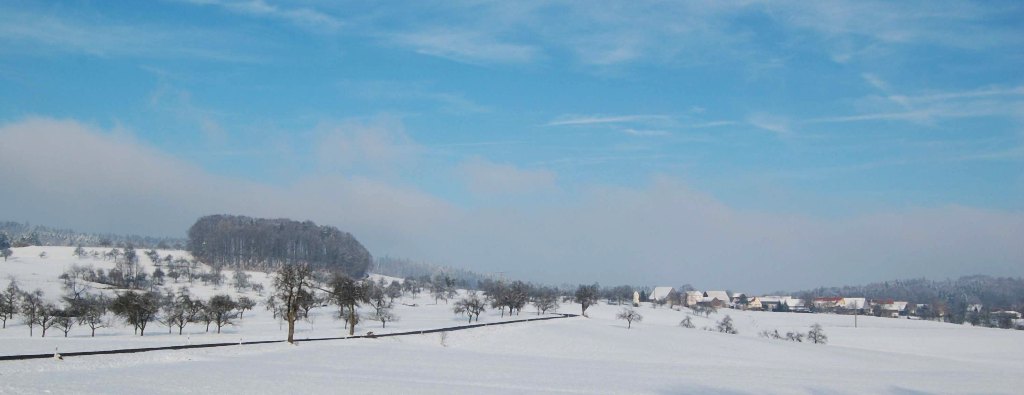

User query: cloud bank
[1,117,1021,292]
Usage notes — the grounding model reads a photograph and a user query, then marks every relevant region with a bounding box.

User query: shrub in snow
[808,323,828,344]
[679,316,695,328]
[616,307,643,329]
[716,315,737,334]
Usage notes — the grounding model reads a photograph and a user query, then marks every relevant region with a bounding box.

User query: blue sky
[1,1,1022,291]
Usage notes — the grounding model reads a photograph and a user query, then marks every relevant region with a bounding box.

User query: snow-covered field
[1,247,1022,394]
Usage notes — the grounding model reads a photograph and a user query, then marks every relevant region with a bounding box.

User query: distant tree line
[372,256,490,289]
[0,221,185,249]
[790,275,1024,324]
[187,215,372,277]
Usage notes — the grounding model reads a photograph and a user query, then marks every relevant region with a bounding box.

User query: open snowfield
[1,247,1022,394]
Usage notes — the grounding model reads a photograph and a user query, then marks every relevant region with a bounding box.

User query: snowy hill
[0,247,1022,394]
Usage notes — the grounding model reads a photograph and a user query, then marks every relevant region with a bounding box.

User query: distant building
[746,296,762,310]
[702,291,730,308]
[839,297,867,311]
[684,291,704,307]
[649,287,678,306]
[813,297,843,310]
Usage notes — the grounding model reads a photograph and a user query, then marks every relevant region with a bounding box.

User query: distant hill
[788,275,1024,322]
[187,214,372,277]
[0,221,186,249]
[372,255,492,288]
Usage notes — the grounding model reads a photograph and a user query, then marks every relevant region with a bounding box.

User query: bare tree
[19,289,44,336]
[532,287,560,315]
[236,296,256,318]
[273,263,313,343]
[232,268,251,292]
[385,281,403,304]
[716,315,737,334]
[807,323,828,344]
[0,279,19,328]
[679,316,695,328]
[616,307,643,329]
[207,295,237,334]
[575,283,600,317]
[368,307,397,328]
[54,309,75,337]
[110,291,160,336]
[76,294,109,337]
[453,292,486,323]
[329,274,369,336]
[37,302,59,337]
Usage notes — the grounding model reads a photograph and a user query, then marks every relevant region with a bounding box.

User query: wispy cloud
[0,8,255,62]
[747,112,792,136]
[806,85,1024,125]
[388,29,539,64]
[338,80,491,114]
[862,73,891,91]
[149,81,228,144]
[181,0,343,31]
[621,128,670,137]
[546,114,672,127]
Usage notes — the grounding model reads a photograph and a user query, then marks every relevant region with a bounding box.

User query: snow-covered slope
[0,247,1022,394]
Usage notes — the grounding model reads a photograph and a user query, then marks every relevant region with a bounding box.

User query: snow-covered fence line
[0,313,578,361]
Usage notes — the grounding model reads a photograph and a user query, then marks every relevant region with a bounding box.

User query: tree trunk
[286,311,296,343]
[348,305,356,336]
[91,327,96,337]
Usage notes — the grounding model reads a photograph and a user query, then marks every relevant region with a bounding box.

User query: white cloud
[621,128,671,137]
[457,157,557,196]
[747,113,792,136]
[389,29,539,64]
[546,114,672,127]
[0,8,254,62]
[862,73,890,91]
[805,85,1024,125]
[182,0,343,31]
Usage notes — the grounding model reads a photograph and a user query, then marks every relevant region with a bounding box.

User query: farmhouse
[684,291,703,306]
[839,297,867,310]
[813,297,843,310]
[649,287,678,305]
[702,291,730,308]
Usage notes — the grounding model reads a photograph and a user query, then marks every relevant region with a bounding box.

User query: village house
[746,296,762,310]
[758,296,793,311]
[839,297,867,311]
[784,298,809,312]
[812,297,843,311]
[730,293,747,308]
[684,291,704,307]
[702,291,730,308]
[872,299,909,318]
[649,287,678,306]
